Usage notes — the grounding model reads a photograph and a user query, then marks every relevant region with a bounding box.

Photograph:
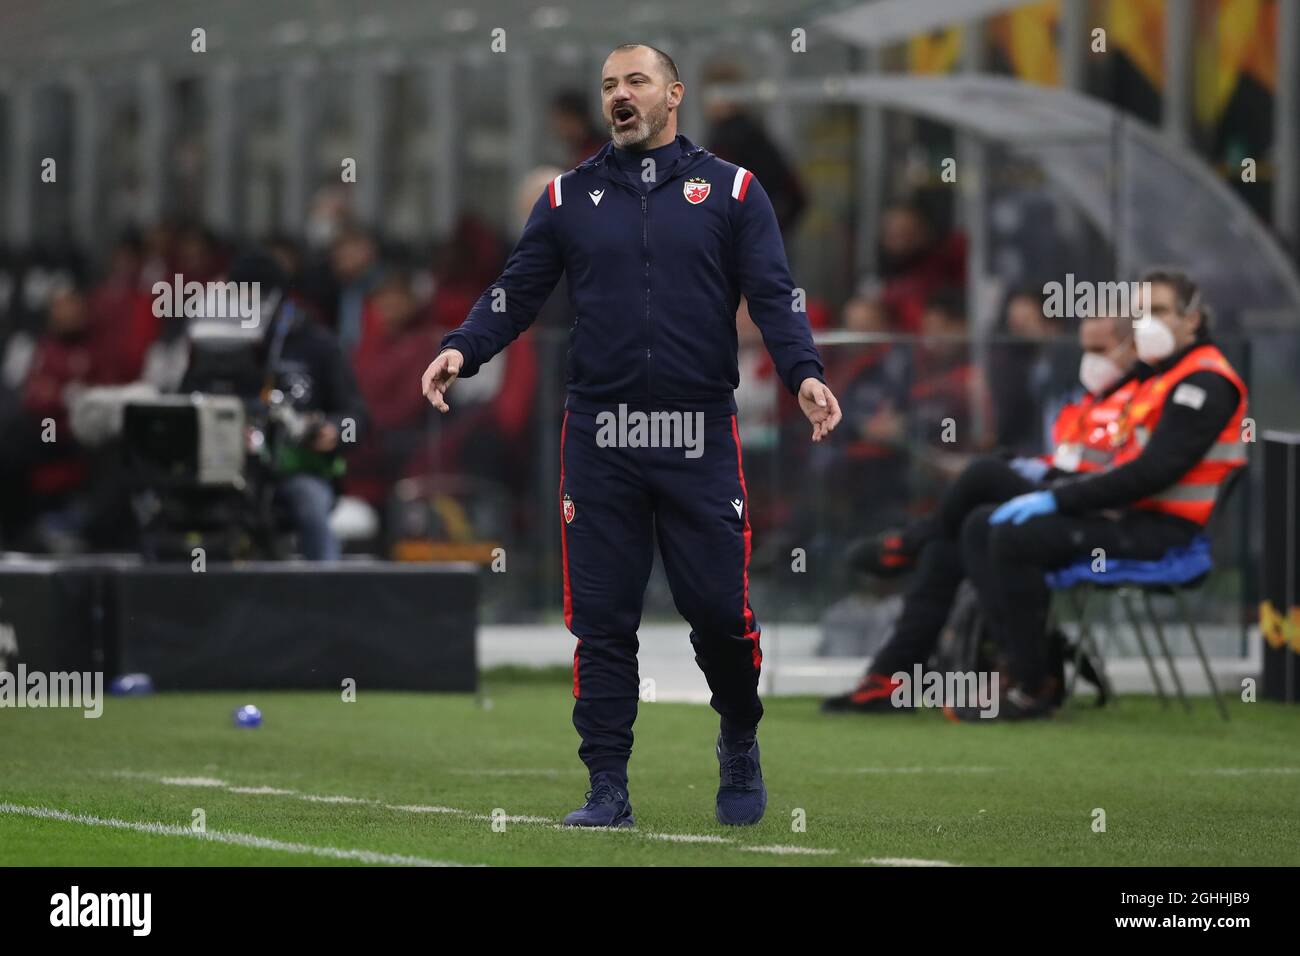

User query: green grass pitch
[2,668,1299,866]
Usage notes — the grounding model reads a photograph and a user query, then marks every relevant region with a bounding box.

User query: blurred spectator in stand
[550,91,607,168]
[430,215,505,331]
[115,224,228,383]
[416,204,532,501]
[87,231,151,381]
[989,287,1073,456]
[349,269,440,506]
[138,221,176,288]
[909,289,992,488]
[876,202,966,335]
[824,296,912,529]
[266,234,304,292]
[703,61,807,237]
[298,186,356,327]
[175,224,226,286]
[9,283,125,550]
[330,227,384,356]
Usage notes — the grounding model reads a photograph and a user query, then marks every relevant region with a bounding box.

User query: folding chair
[1044,468,1245,722]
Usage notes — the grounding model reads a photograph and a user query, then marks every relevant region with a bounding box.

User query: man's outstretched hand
[798,377,842,443]
[421,348,463,412]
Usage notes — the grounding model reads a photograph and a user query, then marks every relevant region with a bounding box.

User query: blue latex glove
[990,490,1057,526]
[1008,456,1051,483]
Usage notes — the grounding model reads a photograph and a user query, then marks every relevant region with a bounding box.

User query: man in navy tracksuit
[423,43,841,827]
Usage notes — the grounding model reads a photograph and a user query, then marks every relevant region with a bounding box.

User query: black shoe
[845,517,938,579]
[821,672,912,714]
[715,734,767,826]
[562,774,634,828]
[943,681,1059,723]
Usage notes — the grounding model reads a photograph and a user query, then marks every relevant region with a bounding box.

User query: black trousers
[960,503,1199,689]
[872,457,1036,676]
[561,408,762,785]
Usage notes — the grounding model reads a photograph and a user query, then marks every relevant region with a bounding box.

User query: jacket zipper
[642,192,650,402]
[586,147,704,406]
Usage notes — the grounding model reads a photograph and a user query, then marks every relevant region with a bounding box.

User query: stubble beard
[610,96,670,150]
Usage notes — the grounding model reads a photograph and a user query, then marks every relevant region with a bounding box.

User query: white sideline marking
[449,768,570,777]
[122,771,864,858]
[0,803,471,867]
[467,812,555,824]
[300,794,374,804]
[1191,768,1300,776]
[385,804,463,814]
[861,856,957,867]
[647,833,732,844]
[739,844,837,856]
[821,767,998,775]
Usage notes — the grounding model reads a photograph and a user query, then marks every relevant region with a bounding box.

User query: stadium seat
[1044,468,1246,722]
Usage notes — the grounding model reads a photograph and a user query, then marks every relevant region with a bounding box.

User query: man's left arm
[732,175,824,395]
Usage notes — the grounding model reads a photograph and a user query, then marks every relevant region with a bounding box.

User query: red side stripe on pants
[560,410,578,696]
[730,415,761,669]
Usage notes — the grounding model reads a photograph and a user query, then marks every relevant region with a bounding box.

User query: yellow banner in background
[990,1,1061,86]
[1194,0,1277,127]
[907,25,963,74]
[1259,600,1300,653]
[1107,0,1165,89]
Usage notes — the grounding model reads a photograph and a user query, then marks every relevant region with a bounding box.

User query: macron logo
[731,498,744,519]
[589,190,604,206]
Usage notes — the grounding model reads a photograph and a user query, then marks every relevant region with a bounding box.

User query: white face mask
[1134,315,1177,363]
[1079,352,1124,395]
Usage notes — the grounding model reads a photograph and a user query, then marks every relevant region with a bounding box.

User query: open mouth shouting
[612,104,638,130]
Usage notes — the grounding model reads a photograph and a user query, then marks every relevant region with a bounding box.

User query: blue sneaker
[562,776,635,828]
[715,734,767,826]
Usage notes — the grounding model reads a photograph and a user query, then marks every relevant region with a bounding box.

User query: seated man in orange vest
[823,310,1141,712]
[946,268,1248,721]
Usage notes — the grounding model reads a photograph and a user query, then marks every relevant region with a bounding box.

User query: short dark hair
[1140,267,1210,339]
[610,43,679,84]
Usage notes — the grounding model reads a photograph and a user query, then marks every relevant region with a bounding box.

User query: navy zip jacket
[439,133,824,415]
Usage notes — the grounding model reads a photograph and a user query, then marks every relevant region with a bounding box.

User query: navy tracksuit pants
[559,405,763,784]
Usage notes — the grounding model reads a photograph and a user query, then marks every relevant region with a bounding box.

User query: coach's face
[602,47,681,149]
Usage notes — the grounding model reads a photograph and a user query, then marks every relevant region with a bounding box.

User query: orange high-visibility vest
[1047,377,1141,474]
[1108,343,1248,526]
